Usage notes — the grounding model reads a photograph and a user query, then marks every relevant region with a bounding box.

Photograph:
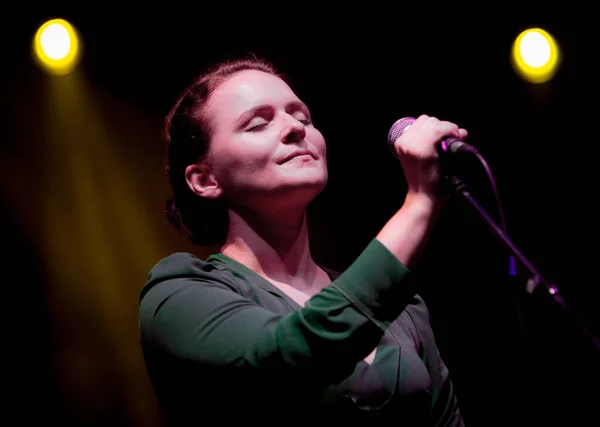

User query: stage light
[33,18,82,76]
[511,28,561,84]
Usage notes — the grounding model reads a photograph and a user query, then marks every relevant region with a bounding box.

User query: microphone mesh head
[387,117,416,147]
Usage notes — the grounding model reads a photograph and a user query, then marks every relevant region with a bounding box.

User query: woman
[139,56,468,425]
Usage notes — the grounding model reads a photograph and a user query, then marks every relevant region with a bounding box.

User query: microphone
[387,117,479,157]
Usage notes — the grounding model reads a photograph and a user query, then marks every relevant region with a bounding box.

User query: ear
[185,163,223,199]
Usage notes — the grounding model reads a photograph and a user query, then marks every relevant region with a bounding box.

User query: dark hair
[164,56,283,246]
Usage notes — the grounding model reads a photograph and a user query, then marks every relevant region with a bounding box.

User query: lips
[278,150,314,164]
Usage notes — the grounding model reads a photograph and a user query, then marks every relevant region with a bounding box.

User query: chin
[287,173,327,190]
[282,165,327,184]
[276,175,327,200]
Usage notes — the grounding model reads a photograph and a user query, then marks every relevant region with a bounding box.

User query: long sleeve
[139,239,415,391]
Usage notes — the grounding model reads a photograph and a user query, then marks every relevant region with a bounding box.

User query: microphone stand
[447,175,600,351]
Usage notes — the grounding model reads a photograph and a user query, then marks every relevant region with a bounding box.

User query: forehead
[209,70,300,120]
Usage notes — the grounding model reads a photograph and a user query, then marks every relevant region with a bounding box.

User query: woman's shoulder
[141,252,233,300]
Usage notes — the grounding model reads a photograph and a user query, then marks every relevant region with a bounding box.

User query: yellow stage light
[33,18,82,76]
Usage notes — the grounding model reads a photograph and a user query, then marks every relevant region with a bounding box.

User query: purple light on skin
[441,140,448,152]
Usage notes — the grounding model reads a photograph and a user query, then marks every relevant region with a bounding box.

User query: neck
[220,207,321,290]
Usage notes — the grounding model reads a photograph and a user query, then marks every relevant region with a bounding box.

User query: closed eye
[247,123,268,132]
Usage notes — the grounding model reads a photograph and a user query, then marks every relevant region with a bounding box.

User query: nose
[281,115,306,144]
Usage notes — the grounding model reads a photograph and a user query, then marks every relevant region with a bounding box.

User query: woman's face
[203,69,328,212]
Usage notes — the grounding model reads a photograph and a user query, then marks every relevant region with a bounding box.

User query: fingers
[394,115,469,160]
[413,115,461,140]
[392,115,470,200]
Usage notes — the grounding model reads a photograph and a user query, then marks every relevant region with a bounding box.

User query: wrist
[403,191,446,216]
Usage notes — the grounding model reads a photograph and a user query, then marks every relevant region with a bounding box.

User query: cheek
[310,129,327,157]
[211,138,274,184]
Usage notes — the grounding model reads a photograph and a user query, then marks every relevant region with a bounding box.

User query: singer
[139,56,468,426]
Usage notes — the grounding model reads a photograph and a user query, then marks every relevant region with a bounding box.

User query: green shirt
[139,239,463,425]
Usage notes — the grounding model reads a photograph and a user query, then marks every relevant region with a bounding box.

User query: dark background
[2,9,598,426]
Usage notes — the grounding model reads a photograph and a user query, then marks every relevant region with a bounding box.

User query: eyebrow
[233,101,310,129]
